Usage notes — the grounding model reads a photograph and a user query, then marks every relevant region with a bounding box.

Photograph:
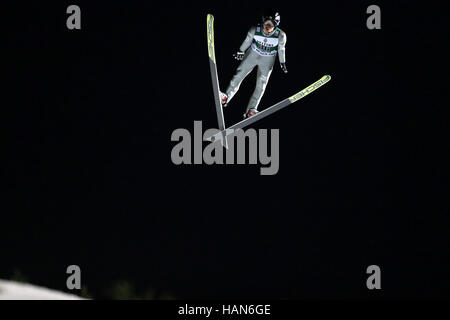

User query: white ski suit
[225,25,287,112]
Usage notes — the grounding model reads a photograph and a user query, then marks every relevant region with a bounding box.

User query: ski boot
[244,108,259,119]
[219,92,228,107]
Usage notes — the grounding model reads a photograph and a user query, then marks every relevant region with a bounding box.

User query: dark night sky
[2,1,448,299]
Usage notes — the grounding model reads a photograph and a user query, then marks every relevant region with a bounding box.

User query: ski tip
[288,75,332,103]
[207,14,214,25]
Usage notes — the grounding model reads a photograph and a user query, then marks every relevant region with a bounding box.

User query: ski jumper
[225,25,287,112]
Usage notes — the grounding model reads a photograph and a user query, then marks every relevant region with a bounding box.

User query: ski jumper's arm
[239,26,256,52]
[278,31,287,63]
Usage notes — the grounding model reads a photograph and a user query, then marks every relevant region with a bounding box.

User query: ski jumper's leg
[246,55,275,112]
[225,50,258,103]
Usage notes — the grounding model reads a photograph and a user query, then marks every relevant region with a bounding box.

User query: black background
[2,1,448,299]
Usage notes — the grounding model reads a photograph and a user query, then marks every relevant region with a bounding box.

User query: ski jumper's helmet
[262,11,280,27]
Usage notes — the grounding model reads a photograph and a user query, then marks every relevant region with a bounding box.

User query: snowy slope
[0,280,84,300]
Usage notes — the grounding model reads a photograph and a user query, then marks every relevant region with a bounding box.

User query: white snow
[0,280,84,300]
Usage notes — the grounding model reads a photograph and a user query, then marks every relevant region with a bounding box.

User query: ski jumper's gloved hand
[233,51,245,60]
[235,26,256,61]
[280,63,288,73]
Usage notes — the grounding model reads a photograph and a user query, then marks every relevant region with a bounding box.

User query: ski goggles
[263,21,274,28]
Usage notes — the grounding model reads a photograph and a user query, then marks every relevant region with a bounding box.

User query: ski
[206,74,332,143]
[206,14,227,147]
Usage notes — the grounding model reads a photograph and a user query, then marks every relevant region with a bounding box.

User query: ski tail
[206,74,331,142]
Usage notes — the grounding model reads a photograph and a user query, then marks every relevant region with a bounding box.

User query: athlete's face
[263,20,275,34]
